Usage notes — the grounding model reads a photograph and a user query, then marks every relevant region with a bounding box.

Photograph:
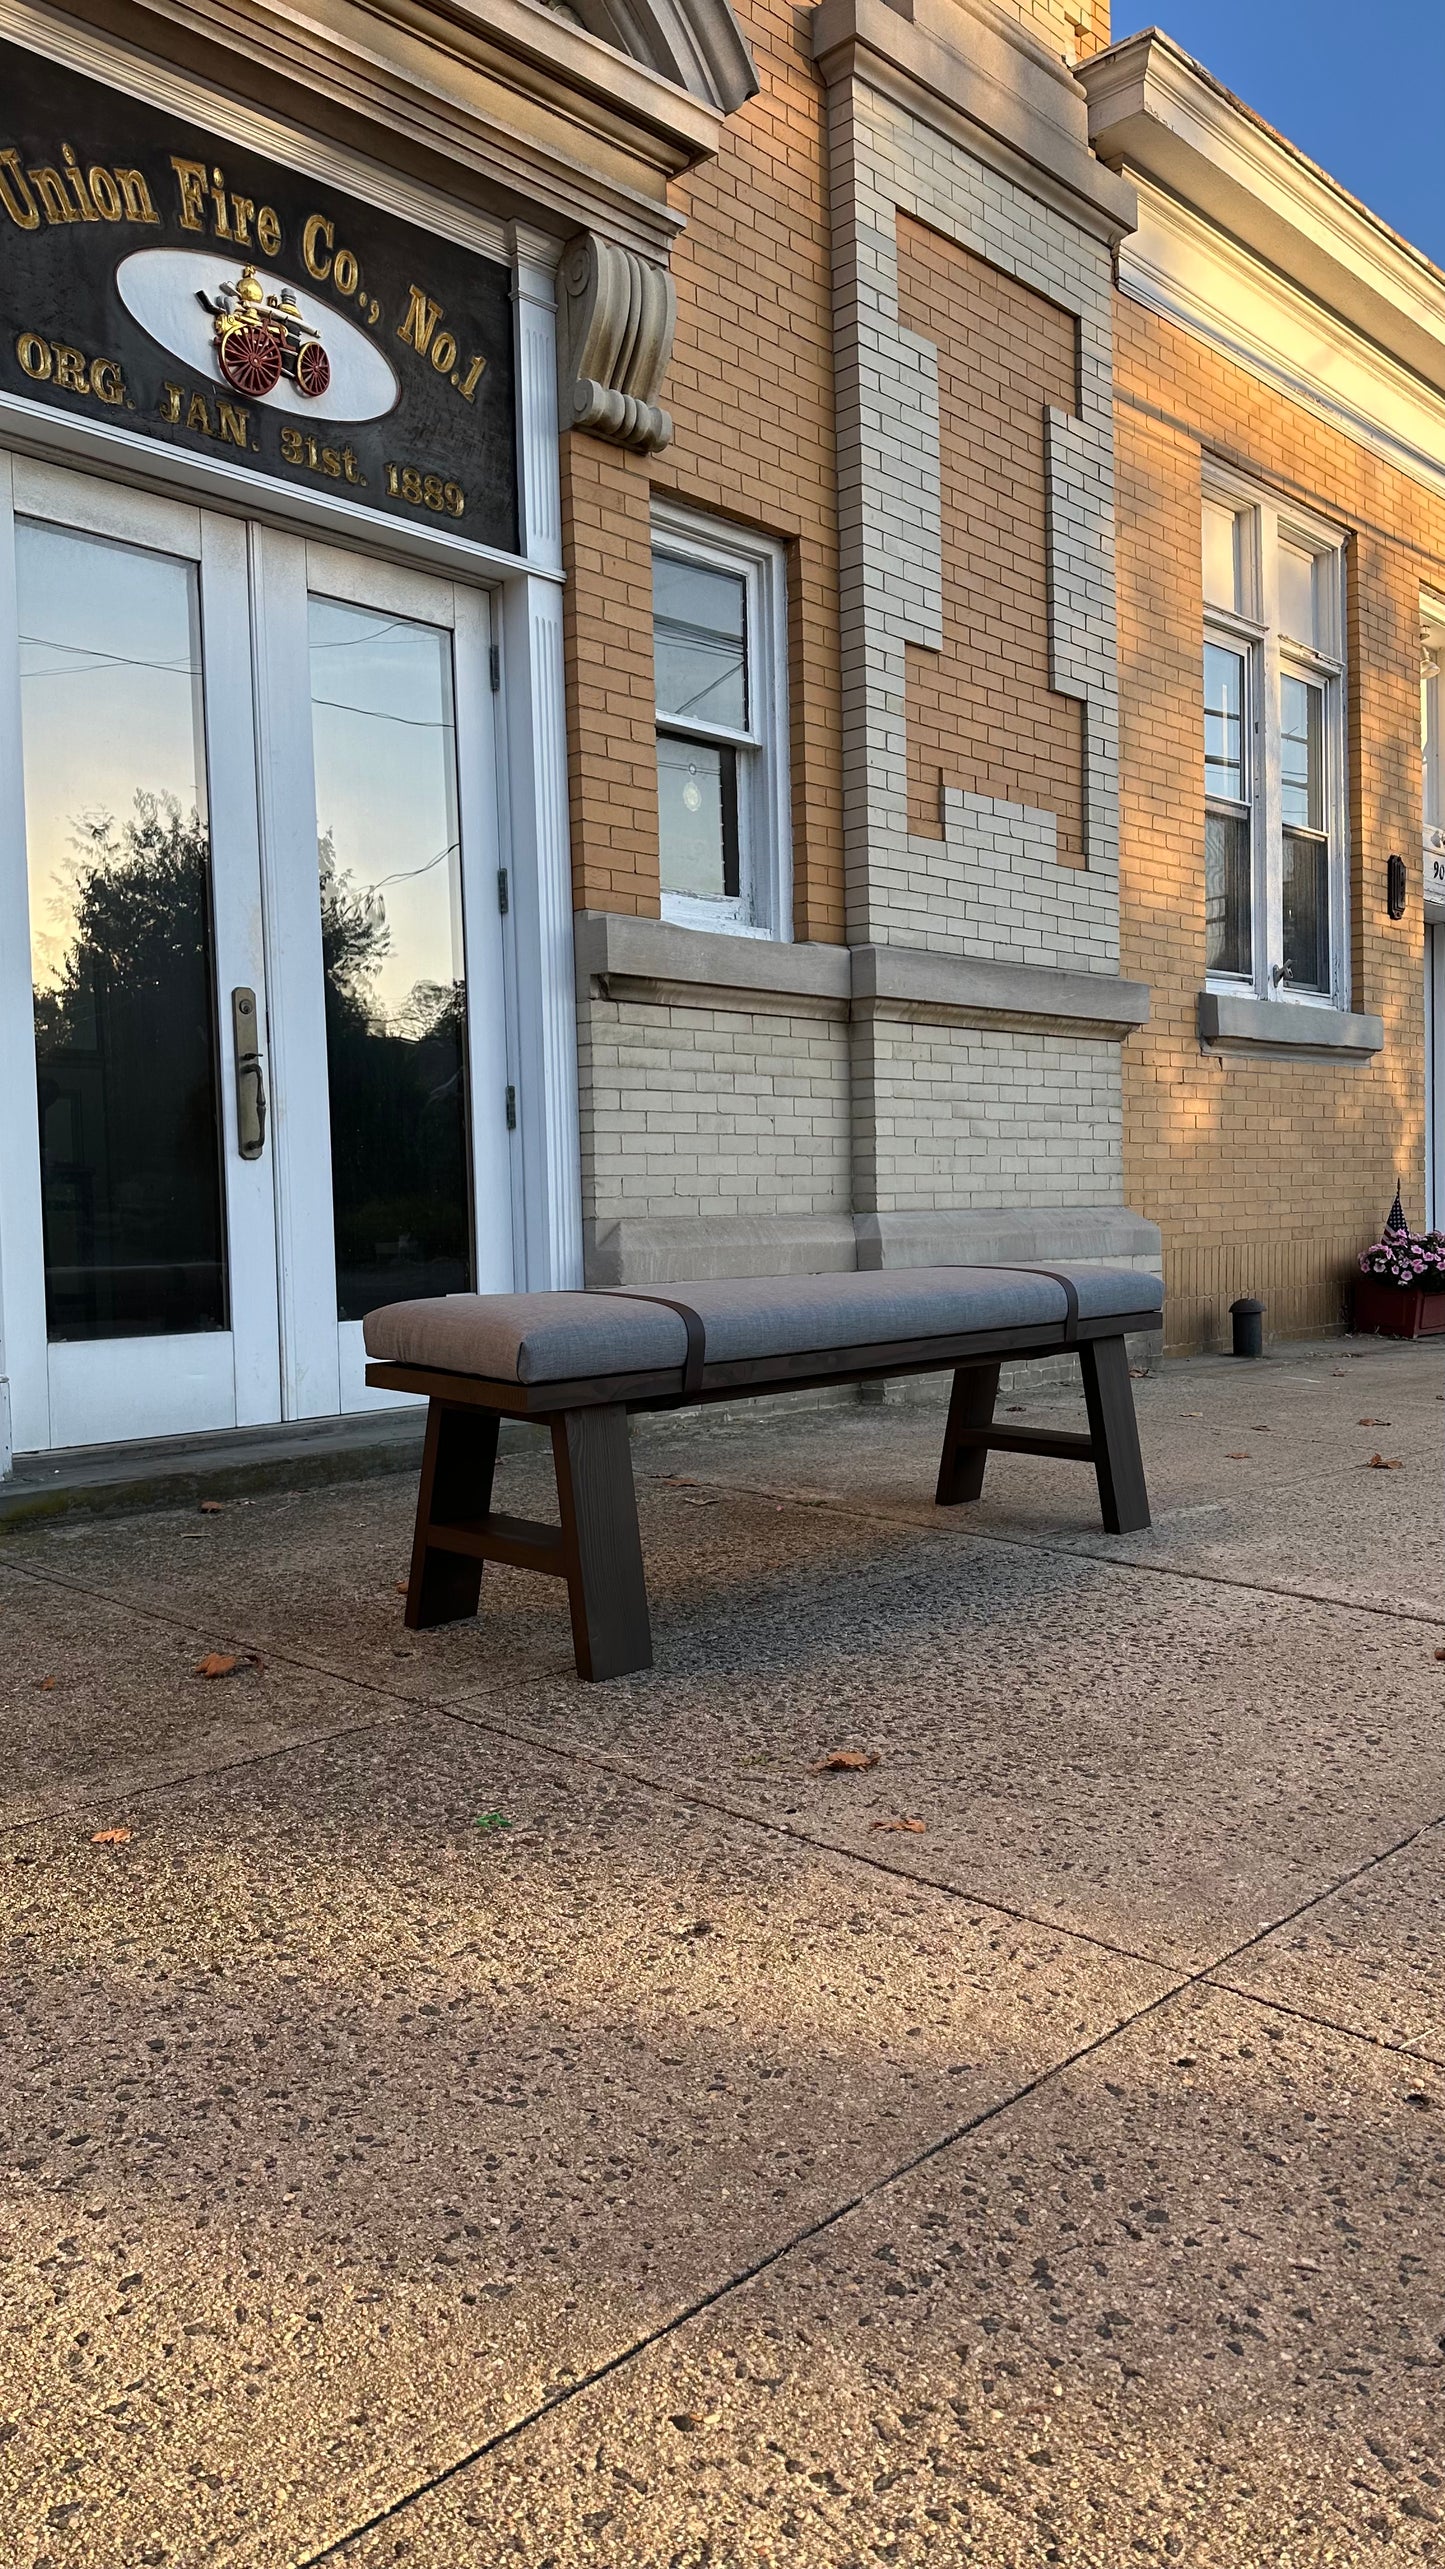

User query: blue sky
[1112,3,1445,270]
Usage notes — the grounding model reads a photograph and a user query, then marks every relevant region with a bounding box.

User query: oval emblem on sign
[116,248,400,422]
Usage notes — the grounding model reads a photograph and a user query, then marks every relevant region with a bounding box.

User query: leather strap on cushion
[964,1263,1081,1346]
[601,1291,708,1395]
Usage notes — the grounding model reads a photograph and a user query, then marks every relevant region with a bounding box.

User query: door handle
[231,987,268,1160]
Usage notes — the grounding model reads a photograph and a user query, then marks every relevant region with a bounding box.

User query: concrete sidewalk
[3,1336,1444,2567]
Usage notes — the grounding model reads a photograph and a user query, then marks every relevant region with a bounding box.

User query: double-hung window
[1202,481,1348,1005]
[1424,597,1445,879]
[651,504,791,940]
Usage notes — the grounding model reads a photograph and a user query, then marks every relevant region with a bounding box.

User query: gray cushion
[363,1263,1162,1386]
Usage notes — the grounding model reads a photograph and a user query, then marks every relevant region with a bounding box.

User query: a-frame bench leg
[1079,1335,1150,1533]
[936,1361,1001,1506]
[406,1400,500,1628]
[551,1406,653,1681]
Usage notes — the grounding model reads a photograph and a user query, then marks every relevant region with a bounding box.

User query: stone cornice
[39,0,727,258]
[1081,30,1445,400]
[811,0,1135,248]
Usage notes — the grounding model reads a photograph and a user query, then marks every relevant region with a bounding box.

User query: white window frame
[1422,593,1445,869]
[651,500,792,942]
[1202,469,1350,1011]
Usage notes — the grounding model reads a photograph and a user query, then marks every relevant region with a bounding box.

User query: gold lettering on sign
[186,390,214,436]
[0,150,38,229]
[29,168,74,226]
[303,213,333,280]
[17,333,130,402]
[61,146,98,222]
[397,284,442,357]
[217,400,252,449]
[172,157,208,231]
[455,355,486,402]
[172,158,279,251]
[158,380,184,424]
[86,166,122,221]
[0,150,158,230]
[115,171,159,225]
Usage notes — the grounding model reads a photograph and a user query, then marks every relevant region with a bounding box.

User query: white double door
[0,454,513,1456]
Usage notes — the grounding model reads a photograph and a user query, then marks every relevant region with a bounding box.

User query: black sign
[0,36,519,553]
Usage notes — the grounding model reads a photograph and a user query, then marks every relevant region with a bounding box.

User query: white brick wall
[578,995,852,1223]
[885,790,1118,969]
[853,1017,1125,1214]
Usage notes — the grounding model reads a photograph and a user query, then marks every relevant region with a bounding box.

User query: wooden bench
[364,1263,1161,1682]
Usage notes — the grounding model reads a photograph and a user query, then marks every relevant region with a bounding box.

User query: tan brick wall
[896,213,1086,864]
[613,0,845,944]
[559,436,660,918]
[1115,297,1440,1350]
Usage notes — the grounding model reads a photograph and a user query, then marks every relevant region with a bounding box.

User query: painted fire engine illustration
[199,263,331,400]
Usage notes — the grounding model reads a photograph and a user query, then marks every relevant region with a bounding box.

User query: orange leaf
[1366,1454,1403,1470]
[38,1675,56,1692]
[194,1653,238,1679]
[1434,1648,1445,1663]
[394,1582,410,1596]
[870,1816,926,1834]
[810,1748,879,1773]
[91,1826,131,1845]
[1224,1452,1250,1461]
[198,1499,224,1515]
[1358,1417,1390,1427]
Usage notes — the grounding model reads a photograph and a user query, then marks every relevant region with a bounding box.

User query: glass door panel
[307,595,473,1318]
[16,520,227,1343]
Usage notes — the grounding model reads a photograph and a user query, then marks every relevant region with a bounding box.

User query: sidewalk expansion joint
[296,1786,1445,2564]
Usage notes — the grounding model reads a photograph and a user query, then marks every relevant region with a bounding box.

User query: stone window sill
[1197,990,1384,1057]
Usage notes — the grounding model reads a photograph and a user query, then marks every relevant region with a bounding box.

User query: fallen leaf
[194,1653,238,1679]
[90,1827,131,1845]
[1434,1648,1445,1663]
[1224,1452,1250,1460]
[810,1748,879,1773]
[394,1582,410,1595]
[198,1499,224,1515]
[1358,1418,1390,1427]
[1366,1454,1403,1470]
[474,1810,512,1834]
[870,1816,926,1834]
[38,1675,56,1692]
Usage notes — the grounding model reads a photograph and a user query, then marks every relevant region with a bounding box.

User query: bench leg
[552,1406,653,1681]
[936,1362,1001,1505]
[405,1400,499,1629]
[1079,1336,1150,1534]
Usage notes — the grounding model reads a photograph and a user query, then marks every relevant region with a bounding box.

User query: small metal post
[1229,1296,1264,1359]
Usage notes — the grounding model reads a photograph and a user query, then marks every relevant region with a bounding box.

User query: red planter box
[1353,1279,1445,1337]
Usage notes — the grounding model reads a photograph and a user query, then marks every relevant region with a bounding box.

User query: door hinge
[489,642,501,692]
[497,866,509,916]
[505,1084,517,1131]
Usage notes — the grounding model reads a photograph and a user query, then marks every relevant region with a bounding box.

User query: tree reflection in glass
[17,521,226,1342]
[308,595,472,1321]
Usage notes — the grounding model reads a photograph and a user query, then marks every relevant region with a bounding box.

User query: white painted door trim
[0,458,274,1455]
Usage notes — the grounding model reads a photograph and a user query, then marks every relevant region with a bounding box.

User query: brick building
[1081,32,1445,1348]
[0,0,1435,1475]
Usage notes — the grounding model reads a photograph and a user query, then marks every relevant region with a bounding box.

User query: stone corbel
[557,233,675,454]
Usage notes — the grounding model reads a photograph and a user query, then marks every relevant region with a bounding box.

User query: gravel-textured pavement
[3,1335,1443,2566]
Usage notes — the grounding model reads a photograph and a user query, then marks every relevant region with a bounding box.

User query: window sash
[1202,483,1347,1009]
[651,508,790,941]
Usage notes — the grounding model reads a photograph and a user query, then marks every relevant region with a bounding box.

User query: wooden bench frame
[367,1303,1155,1682]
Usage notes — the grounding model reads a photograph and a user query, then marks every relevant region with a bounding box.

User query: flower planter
[1353,1279,1445,1338]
